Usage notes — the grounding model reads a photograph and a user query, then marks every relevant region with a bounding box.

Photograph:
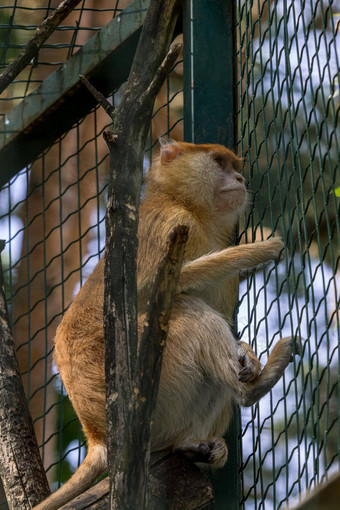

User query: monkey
[34,140,299,510]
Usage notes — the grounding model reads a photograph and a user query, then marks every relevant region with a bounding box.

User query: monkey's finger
[239,366,257,382]
[238,354,246,366]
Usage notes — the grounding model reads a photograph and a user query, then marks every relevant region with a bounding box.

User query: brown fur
[34,141,298,510]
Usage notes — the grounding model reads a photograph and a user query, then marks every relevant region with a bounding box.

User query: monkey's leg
[174,437,228,468]
[238,337,300,407]
[179,238,284,291]
[238,341,261,382]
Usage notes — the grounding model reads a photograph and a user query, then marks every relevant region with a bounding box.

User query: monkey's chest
[190,275,239,322]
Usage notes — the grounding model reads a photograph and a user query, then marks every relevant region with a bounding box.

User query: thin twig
[0,0,82,94]
[79,75,115,118]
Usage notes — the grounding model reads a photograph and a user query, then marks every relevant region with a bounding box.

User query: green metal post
[183,0,236,147]
[183,1,240,509]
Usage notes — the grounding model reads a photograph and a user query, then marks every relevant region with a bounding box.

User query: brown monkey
[34,141,298,510]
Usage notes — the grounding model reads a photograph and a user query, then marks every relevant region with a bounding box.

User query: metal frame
[183,2,239,508]
[0,0,150,187]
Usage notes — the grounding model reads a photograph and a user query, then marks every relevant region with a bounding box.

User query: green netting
[0,1,339,509]
[236,1,339,508]
[0,1,123,110]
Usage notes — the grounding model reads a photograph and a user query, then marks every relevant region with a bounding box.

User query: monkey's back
[54,259,107,444]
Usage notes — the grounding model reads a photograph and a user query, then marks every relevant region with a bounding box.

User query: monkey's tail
[33,442,107,510]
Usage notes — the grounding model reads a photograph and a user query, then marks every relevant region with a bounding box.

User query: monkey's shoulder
[139,200,211,252]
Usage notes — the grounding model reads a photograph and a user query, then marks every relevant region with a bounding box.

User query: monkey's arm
[179,238,284,292]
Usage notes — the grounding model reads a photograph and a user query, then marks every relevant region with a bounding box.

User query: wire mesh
[0,75,183,510]
[0,0,126,112]
[0,0,183,506]
[0,0,339,509]
[236,0,339,508]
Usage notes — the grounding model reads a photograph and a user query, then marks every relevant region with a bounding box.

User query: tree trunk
[101,1,182,507]
[0,240,50,509]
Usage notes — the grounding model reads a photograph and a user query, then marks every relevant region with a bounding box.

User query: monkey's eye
[213,156,224,167]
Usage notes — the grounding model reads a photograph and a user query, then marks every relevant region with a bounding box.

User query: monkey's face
[151,140,248,217]
[210,151,247,213]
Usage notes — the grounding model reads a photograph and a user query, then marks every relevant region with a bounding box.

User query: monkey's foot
[175,438,228,468]
[288,336,301,361]
[272,336,301,362]
[238,341,261,382]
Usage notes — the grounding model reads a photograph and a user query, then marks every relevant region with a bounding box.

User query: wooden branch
[0,0,81,94]
[79,40,182,124]
[0,240,50,509]
[122,0,182,110]
[59,452,214,509]
[103,0,182,508]
[79,75,114,117]
[126,226,189,507]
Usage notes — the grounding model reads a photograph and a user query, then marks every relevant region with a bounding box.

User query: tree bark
[58,452,214,509]
[128,226,188,506]
[100,1,182,508]
[0,240,50,509]
[103,42,182,509]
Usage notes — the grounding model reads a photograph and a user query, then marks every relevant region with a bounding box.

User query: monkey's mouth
[219,186,246,194]
[215,187,247,212]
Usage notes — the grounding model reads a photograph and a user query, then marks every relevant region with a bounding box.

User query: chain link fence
[0,1,339,509]
[236,1,339,508]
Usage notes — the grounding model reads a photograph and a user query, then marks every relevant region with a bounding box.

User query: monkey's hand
[260,237,285,262]
[238,341,261,382]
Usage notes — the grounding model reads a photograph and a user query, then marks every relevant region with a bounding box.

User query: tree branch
[79,75,114,118]
[55,452,214,509]
[79,40,182,129]
[141,42,182,104]
[128,226,189,507]
[0,0,82,94]
[0,241,50,509]
[103,0,182,508]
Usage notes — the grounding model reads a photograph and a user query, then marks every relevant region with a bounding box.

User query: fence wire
[236,1,339,508]
[0,1,339,509]
[0,0,125,111]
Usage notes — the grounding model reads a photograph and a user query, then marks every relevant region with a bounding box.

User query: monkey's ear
[159,138,181,165]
